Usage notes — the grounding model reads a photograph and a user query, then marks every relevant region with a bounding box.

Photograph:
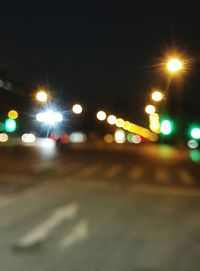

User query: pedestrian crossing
[29,161,199,187]
[0,159,199,188]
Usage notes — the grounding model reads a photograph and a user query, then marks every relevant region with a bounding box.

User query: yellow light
[8,110,19,120]
[116,118,124,128]
[36,90,48,102]
[151,91,163,102]
[149,113,159,121]
[72,104,83,114]
[123,121,131,130]
[104,134,114,143]
[107,115,116,125]
[96,111,106,121]
[166,58,183,73]
[145,105,155,114]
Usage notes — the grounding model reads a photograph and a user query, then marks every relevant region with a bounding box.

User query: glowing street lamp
[166,58,183,74]
[36,90,48,103]
[151,91,163,102]
[145,105,155,115]
[72,104,83,114]
[96,111,106,121]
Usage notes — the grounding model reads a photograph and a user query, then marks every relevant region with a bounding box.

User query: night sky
[0,1,199,133]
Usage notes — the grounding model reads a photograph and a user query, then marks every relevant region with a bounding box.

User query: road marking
[79,163,102,177]
[177,169,194,185]
[154,169,170,184]
[16,203,78,248]
[104,164,123,178]
[128,166,144,179]
[59,220,88,249]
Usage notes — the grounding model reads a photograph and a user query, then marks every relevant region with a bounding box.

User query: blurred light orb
[149,113,159,121]
[123,121,131,130]
[167,58,183,73]
[160,120,172,135]
[116,118,124,128]
[21,133,36,144]
[5,119,17,132]
[36,111,63,124]
[114,129,125,144]
[132,135,142,144]
[0,122,4,131]
[152,91,163,102]
[8,110,19,120]
[107,115,116,125]
[96,111,106,121]
[145,105,155,114]
[104,134,114,143]
[0,133,8,142]
[187,139,199,149]
[69,132,87,143]
[72,104,83,114]
[36,90,48,102]
[191,127,200,140]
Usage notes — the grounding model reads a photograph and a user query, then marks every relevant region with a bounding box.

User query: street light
[145,105,155,114]
[166,58,183,74]
[35,90,48,103]
[151,91,163,102]
[72,104,83,114]
[96,111,106,121]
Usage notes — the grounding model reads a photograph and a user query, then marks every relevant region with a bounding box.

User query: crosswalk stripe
[128,166,144,179]
[154,169,170,184]
[177,169,194,185]
[79,163,102,177]
[104,164,123,178]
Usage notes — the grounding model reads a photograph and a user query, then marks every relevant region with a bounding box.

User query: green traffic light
[5,119,17,133]
[190,127,200,140]
[160,119,173,135]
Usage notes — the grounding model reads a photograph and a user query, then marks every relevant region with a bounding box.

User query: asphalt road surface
[0,143,200,271]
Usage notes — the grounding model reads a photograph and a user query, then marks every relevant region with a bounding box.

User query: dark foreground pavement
[0,144,200,270]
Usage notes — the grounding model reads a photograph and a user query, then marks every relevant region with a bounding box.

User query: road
[0,143,200,271]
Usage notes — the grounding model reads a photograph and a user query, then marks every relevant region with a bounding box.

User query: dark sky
[0,1,199,130]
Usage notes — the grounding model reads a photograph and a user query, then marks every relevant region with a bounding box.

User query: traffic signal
[5,119,17,133]
[160,119,173,135]
[190,126,200,140]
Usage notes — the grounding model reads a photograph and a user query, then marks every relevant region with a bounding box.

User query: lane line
[59,220,88,249]
[16,203,78,248]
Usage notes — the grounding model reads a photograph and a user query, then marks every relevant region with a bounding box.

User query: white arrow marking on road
[59,220,88,249]
[17,203,78,248]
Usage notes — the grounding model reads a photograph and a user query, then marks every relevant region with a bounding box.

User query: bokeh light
[145,105,155,114]
[104,134,114,143]
[132,135,142,144]
[8,110,19,120]
[96,111,106,121]
[166,58,183,73]
[114,129,125,144]
[190,150,200,163]
[151,91,163,102]
[187,139,199,149]
[0,133,8,142]
[36,111,63,124]
[116,118,124,128]
[72,104,83,114]
[0,122,4,131]
[21,133,36,144]
[36,90,48,102]
[107,115,116,125]
[123,121,131,130]
[160,120,172,135]
[5,119,17,133]
[190,127,200,140]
